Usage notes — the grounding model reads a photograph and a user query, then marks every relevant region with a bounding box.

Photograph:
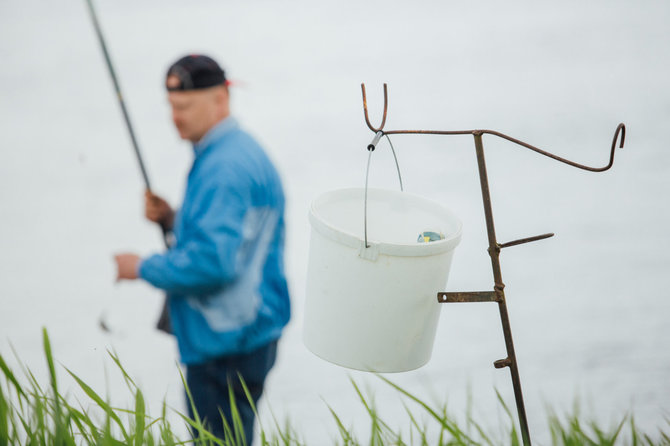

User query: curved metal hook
[361,83,388,132]
[604,123,626,171]
[482,122,626,172]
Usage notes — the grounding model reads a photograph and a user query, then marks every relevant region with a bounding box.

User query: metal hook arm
[480,122,626,172]
[361,83,388,132]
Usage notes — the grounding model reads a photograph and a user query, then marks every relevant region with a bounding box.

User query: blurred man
[114,54,291,444]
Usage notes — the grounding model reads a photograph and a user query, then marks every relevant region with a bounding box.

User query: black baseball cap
[166,54,227,91]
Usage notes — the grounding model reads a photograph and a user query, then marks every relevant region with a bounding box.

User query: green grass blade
[176,365,201,427]
[402,401,426,445]
[107,349,137,391]
[64,367,128,439]
[68,405,98,443]
[238,372,261,427]
[349,378,396,445]
[494,389,519,446]
[176,365,223,444]
[264,404,296,445]
[134,388,146,446]
[42,327,71,442]
[377,374,476,444]
[41,328,58,396]
[0,355,26,400]
[174,409,223,445]
[597,415,627,445]
[326,403,357,446]
[0,382,10,446]
[227,376,247,446]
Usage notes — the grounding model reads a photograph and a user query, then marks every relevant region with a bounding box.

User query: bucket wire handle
[364,132,404,248]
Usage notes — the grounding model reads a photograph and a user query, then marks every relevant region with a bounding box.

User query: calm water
[1,0,669,443]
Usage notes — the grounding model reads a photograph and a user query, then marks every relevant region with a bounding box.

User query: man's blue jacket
[139,117,291,365]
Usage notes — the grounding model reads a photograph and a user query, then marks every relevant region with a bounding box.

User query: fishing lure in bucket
[417,231,445,243]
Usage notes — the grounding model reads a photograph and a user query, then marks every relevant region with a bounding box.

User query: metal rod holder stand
[361,83,626,446]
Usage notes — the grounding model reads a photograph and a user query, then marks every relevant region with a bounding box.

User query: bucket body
[303,188,462,372]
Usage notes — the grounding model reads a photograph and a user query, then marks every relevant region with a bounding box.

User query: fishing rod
[84,0,172,333]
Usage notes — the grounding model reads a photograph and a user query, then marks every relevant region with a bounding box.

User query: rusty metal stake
[361,83,626,446]
[473,132,531,446]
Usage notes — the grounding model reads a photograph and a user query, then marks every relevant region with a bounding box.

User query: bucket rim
[309,187,462,257]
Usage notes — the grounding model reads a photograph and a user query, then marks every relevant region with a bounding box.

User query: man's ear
[214,85,229,104]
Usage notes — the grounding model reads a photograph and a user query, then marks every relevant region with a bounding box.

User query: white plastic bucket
[303,187,462,372]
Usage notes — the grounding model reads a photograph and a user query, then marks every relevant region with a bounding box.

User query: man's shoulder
[211,126,272,169]
[205,124,261,156]
[196,132,267,180]
[227,125,265,152]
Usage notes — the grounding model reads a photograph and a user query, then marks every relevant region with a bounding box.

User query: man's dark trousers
[186,340,278,444]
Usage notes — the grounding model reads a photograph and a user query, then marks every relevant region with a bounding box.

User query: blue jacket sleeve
[138,170,250,295]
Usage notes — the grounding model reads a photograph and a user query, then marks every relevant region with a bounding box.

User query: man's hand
[114,253,141,281]
[145,190,175,230]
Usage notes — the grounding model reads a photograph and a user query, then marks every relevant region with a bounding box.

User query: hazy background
[1,0,669,443]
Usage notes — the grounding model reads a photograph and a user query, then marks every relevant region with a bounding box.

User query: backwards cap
[166,54,226,91]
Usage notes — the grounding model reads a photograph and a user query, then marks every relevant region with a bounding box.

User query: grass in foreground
[0,329,668,445]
